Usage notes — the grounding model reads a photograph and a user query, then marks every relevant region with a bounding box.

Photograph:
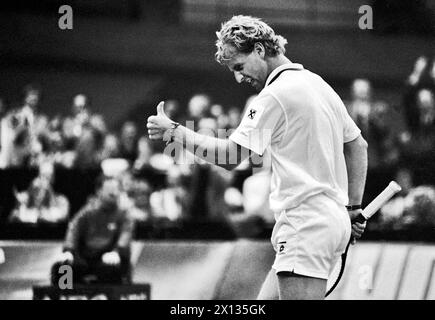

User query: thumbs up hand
[147,101,173,141]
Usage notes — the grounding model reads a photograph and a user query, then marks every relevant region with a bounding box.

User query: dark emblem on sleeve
[248,109,257,120]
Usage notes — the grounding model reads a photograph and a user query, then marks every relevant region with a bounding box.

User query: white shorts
[271,193,351,280]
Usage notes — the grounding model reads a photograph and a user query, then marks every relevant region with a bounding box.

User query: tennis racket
[325,181,402,297]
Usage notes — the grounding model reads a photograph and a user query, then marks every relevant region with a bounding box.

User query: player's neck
[267,55,292,76]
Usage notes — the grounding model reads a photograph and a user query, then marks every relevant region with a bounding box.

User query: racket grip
[349,214,367,243]
[351,213,367,224]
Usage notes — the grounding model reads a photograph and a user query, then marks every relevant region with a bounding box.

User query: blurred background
[0,0,435,300]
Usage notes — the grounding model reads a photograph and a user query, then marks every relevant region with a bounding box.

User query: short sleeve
[341,103,361,143]
[229,93,284,155]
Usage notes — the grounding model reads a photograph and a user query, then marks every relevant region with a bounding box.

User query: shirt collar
[265,62,304,87]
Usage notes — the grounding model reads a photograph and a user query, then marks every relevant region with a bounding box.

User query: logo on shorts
[247,109,257,120]
[278,241,286,254]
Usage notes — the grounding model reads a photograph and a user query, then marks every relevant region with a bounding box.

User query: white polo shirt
[229,63,361,212]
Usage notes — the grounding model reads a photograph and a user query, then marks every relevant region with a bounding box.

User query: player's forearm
[171,125,242,170]
[344,135,368,205]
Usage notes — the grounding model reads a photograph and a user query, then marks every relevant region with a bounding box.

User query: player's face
[226,44,268,92]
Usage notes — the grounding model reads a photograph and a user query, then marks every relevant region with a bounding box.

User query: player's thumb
[156,101,167,118]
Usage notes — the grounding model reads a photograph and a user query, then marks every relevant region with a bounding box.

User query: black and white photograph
[0,0,435,310]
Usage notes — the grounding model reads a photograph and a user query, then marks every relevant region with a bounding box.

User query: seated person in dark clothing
[51,177,135,285]
[399,88,435,185]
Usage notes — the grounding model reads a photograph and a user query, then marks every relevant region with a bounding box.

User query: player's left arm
[344,134,368,241]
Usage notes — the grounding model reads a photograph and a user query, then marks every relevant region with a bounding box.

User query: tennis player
[147,15,368,300]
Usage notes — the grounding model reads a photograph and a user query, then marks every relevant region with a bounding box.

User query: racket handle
[351,213,367,224]
[349,214,367,243]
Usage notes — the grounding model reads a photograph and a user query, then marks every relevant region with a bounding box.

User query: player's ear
[254,42,265,59]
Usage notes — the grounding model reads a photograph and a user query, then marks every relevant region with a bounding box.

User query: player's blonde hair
[215,15,288,64]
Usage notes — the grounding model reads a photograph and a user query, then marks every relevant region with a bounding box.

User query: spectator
[60,117,78,150]
[0,84,44,168]
[366,101,403,170]
[187,94,211,128]
[52,117,78,168]
[416,89,435,127]
[74,123,105,169]
[376,168,412,228]
[72,94,90,118]
[185,116,232,221]
[126,180,153,223]
[346,79,373,136]
[163,99,182,122]
[226,165,273,238]
[0,120,33,168]
[395,168,414,196]
[89,114,107,134]
[150,165,190,221]
[398,88,435,185]
[9,162,69,224]
[403,56,435,132]
[37,116,64,159]
[227,106,242,129]
[101,133,121,160]
[379,184,435,231]
[22,83,41,113]
[119,170,135,195]
[70,94,91,138]
[133,136,154,171]
[197,117,218,136]
[344,79,405,201]
[50,177,134,285]
[401,186,435,228]
[210,104,230,130]
[119,121,139,164]
[210,104,224,118]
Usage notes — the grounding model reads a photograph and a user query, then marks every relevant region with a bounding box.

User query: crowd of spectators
[1,55,434,238]
[0,87,270,238]
[344,56,435,232]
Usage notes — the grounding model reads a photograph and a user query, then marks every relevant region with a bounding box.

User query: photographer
[51,177,135,285]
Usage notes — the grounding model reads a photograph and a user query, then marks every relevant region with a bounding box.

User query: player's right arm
[171,126,251,171]
[147,102,252,171]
